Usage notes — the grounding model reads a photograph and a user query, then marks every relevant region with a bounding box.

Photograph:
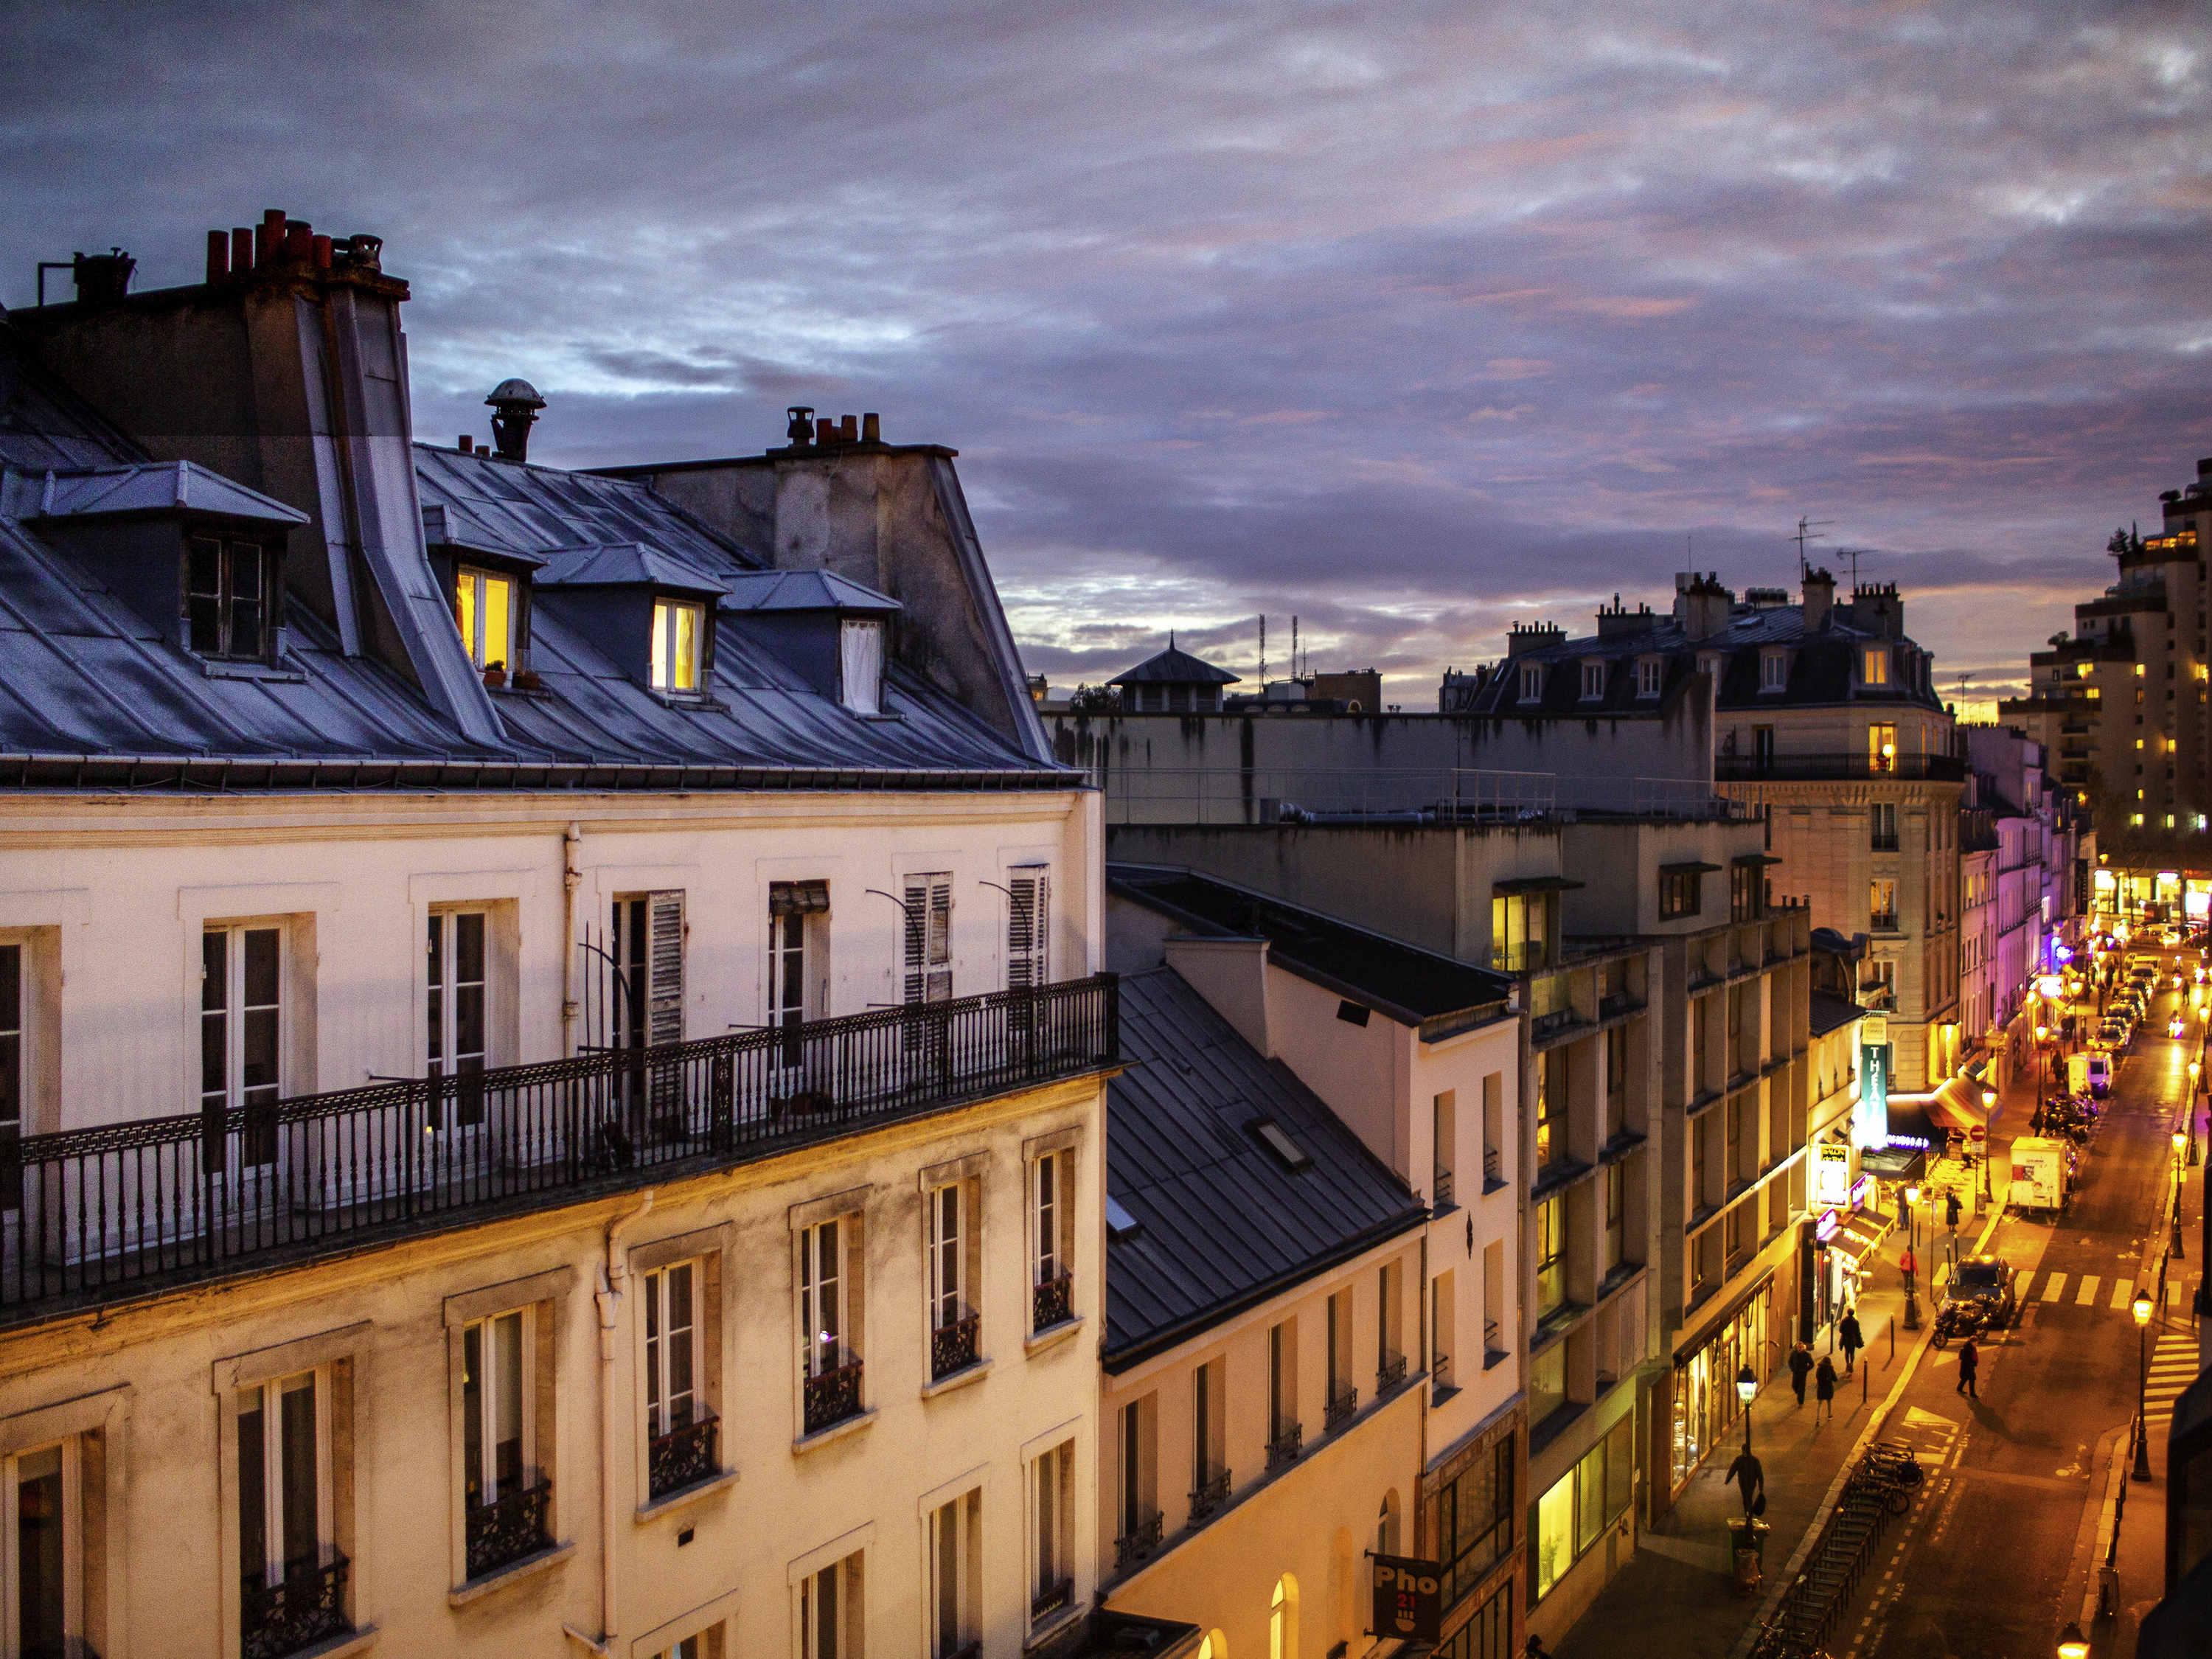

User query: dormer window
[840,619,885,715]
[1520,664,1544,702]
[1862,647,1889,687]
[650,599,704,694]
[453,566,519,673]
[1580,661,1606,700]
[1636,658,1663,699]
[186,535,279,663]
[1760,650,1788,693]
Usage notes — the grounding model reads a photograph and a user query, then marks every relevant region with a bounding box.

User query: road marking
[2171,1281,2188,1310]
[2112,1281,2132,1309]
[2076,1275,2101,1305]
[2040,1271,2067,1301]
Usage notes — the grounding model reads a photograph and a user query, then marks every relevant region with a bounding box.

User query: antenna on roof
[1837,547,1868,588]
[1258,615,1266,684]
[1792,516,1832,579]
[1291,615,1299,684]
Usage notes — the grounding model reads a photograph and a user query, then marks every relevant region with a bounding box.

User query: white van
[2067,1052,2113,1099]
[2009,1137,2070,1214]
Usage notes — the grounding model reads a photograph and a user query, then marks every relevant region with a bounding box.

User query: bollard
[1888,1317,1896,1361]
[1862,1363,1869,1408]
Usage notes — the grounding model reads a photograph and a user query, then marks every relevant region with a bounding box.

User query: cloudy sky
[7,0,2208,709]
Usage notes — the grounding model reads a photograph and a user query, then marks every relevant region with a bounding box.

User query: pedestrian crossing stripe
[2039,1272,2067,1301]
[2146,1334,2202,1422]
[2112,1281,2132,1310]
[2075,1276,2101,1305]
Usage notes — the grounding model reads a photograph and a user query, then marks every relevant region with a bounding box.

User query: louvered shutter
[647,890,685,1046]
[1007,868,1049,991]
[905,874,953,1005]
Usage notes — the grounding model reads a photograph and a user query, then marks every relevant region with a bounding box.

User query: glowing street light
[2056,1621,2089,1659]
[2133,1286,2154,1481]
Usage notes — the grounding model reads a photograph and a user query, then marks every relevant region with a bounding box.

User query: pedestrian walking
[1815,1355,1837,1422]
[1957,1337,1980,1400]
[1725,1447,1766,1516]
[1900,1243,1918,1300]
[1839,1308,1863,1377]
[1788,1340,1814,1408]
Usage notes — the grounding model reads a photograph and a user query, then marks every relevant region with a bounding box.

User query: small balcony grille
[931,1309,981,1380]
[803,1353,865,1436]
[647,1411,719,1500]
[465,1478,553,1580]
[240,1554,350,1659]
[1032,1270,1074,1333]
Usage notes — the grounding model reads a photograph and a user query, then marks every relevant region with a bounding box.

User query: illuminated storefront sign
[1816,1142,1852,1205]
[1816,1207,1843,1243]
[1850,1174,1874,1208]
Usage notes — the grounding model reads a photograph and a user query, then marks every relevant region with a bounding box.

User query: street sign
[1370,1552,1444,1642]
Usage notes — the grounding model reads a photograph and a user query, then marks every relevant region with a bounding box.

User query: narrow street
[1851,959,2199,1659]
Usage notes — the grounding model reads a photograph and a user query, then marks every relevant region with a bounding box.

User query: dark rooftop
[1104,967,1427,1369]
[1108,863,1512,1040]
[1810,990,1865,1037]
[1108,639,1241,687]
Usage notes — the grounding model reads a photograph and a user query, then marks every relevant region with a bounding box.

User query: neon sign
[1816,1207,1842,1243]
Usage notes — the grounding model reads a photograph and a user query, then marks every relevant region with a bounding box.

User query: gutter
[1099,1202,1431,1374]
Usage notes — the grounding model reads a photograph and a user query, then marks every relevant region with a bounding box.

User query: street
[1848,956,2199,1659]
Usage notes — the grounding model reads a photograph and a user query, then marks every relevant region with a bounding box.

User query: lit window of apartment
[1869,877,1899,931]
[1029,1135,1078,1334]
[1534,1052,1559,1169]
[1520,663,1544,702]
[1862,647,1889,686]
[1760,650,1787,692]
[926,1487,981,1659]
[453,564,522,674]
[1580,661,1605,700]
[925,1163,984,1382]
[187,534,282,664]
[902,872,954,1006]
[649,597,705,694]
[798,1211,865,1437]
[1116,1397,1160,1567]
[1868,722,1896,773]
[1535,1197,1565,1318]
[1031,1439,1077,1625]
[798,1550,863,1659]
[1637,657,1662,698]
[201,923,285,1176]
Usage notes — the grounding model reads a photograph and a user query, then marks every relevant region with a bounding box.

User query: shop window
[1422,1433,1515,1612]
[1533,1416,1635,1602]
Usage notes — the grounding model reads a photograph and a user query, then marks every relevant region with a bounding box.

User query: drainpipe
[563,1189,654,1657]
[561,821,583,1054]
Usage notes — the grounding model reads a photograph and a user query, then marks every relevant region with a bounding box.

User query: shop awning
[1927,1074,1998,1135]
[1662,860,1725,875]
[1494,875,1583,895]
[1860,1142,1926,1180]
[1734,852,1785,867]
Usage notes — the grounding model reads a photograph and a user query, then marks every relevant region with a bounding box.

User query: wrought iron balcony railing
[1188,1466,1232,1523]
[1717,751,1966,784]
[1377,1352,1407,1394]
[0,974,1118,1327]
[1265,1422,1304,1470]
[1032,1270,1075,1334]
[647,1411,719,1500]
[931,1309,981,1380]
[1431,1168,1454,1210]
[1324,1384,1358,1431]
[240,1554,350,1659]
[1115,1510,1164,1570]
[465,1478,553,1579]
[803,1353,866,1436]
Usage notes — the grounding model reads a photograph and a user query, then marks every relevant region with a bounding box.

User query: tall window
[1604,1165,1625,1273]
[1580,661,1604,700]
[462,1307,542,1566]
[453,566,517,672]
[799,1553,860,1659]
[902,873,953,1005]
[612,892,684,1051]
[1693,1116,1711,1212]
[1536,1199,1565,1318]
[650,598,704,693]
[1725,1097,1744,1186]
[1326,1287,1353,1413]
[839,619,884,715]
[1117,1397,1156,1550]
[1636,658,1662,698]
[927,1490,980,1659]
[1863,647,1889,687]
[768,881,829,1065]
[644,1262,700,1440]
[1269,1574,1299,1659]
[1192,1360,1225,1493]
[1868,722,1896,773]
[1267,1320,1298,1444]
[799,1220,848,1378]
[427,909,488,1127]
[201,925,281,1172]
[1430,1272,1455,1391]
[1432,1090,1455,1203]
[1519,664,1543,702]
[1760,650,1787,692]
[1659,867,1702,919]
[1031,1147,1074,1333]
[1377,1261,1402,1376]
[1032,1441,1075,1624]
[1870,877,1899,931]
[6,1439,77,1657]
[1424,1434,1515,1611]
[1006,866,1051,991]
[1534,1053,1558,1169]
[0,943,20,1157]
[1870,802,1898,851]
[238,1371,330,1607]
[186,535,276,662]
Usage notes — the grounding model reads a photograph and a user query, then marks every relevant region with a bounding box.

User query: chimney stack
[1801,566,1835,631]
[485,378,546,463]
[1676,571,1733,641]
[861,411,880,443]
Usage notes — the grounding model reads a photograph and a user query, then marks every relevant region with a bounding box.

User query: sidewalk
[1552,1224,1921,1659]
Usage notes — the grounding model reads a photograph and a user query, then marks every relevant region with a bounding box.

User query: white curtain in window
[841,620,884,715]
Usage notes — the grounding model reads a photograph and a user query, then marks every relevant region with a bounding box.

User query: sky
[6,0,2208,713]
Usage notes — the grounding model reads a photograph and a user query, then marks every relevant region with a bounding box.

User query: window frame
[924,1487,981,1659]
[184,533,281,664]
[2,1436,81,1659]
[1029,1439,1077,1628]
[1862,646,1889,687]
[650,597,707,695]
[1519,663,1544,703]
[1635,657,1662,699]
[839,618,886,716]
[1579,661,1605,701]
[1759,649,1787,693]
[453,563,523,674]
[444,1269,567,1589]
[1028,1137,1078,1335]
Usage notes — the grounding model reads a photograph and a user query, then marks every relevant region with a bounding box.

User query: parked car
[1945,1255,2018,1328]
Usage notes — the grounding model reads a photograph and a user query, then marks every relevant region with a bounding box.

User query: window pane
[482,576,512,671]
[231,597,264,658]
[1535,1472,1573,1599]
[238,1387,268,1579]
[243,928,280,1008]
[493,1310,525,1489]
[279,1375,319,1571]
[17,1444,65,1655]
[189,538,223,597]
[454,571,479,663]
[673,602,699,690]
[426,915,445,1070]
[462,1323,484,1504]
[229,544,262,600]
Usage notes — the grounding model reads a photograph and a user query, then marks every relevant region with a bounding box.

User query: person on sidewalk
[1815,1355,1837,1422]
[1725,1446,1766,1516]
[1839,1307,1864,1376]
[1900,1243,1918,1300]
[1957,1336,1980,1401]
[1789,1340,1814,1407]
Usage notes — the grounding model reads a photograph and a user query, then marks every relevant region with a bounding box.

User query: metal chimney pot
[485,378,547,463]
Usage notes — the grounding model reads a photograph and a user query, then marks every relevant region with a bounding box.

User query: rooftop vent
[779,408,883,451]
[1252,1119,1312,1172]
[486,378,546,463]
[1105,1195,1143,1240]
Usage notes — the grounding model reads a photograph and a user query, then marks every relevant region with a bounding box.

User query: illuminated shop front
[1668,1275,1774,1493]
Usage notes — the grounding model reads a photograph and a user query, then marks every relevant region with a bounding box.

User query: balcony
[1324,1383,1358,1431]
[648,1410,719,1499]
[1431,1168,1455,1211]
[1031,1576,1075,1624]
[1482,1146,1505,1194]
[931,1309,981,1380]
[1115,1511,1164,1570]
[1032,1270,1075,1334]
[465,1478,553,1580]
[1265,1422,1304,1470]
[241,1554,350,1659]
[1717,751,1966,783]
[1188,1466,1232,1523]
[1489,940,1553,973]
[803,1353,865,1436]
[1377,1352,1408,1394]
[0,974,1119,1329]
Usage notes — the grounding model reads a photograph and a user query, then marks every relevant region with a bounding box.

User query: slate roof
[721,568,902,615]
[0,320,1067,789]
[1107,863,1512,1040]
[1109,641,1240,687]
[11,461,306,527]
[1809,991,1865,1037]
[1458,602,1944,719]
[1104,967,1427,1368]
[535,540,731,595]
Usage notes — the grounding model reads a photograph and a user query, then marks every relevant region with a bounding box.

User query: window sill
[793,1407,877,1455]
[283,1626,378,1659]
[201,657,306,684]
[921,1357,992,1399]
[449,1540,576,1607]
[1026,1602,1088,1651]
[646,689,726,712]
[635,1467,739,1524]
[1025,1316,1085,1359]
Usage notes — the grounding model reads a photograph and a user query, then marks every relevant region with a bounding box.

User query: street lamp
[2173,1129,2188,1259]
[1736,1362,1759,1460]
[2132,1285,2154,1481]
[2056,1621,2090,1659]
[2191,1061,2203,1166]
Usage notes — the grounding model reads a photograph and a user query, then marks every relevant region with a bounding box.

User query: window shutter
[904,880,928,1006]
[647,890,684,1047]
[906,874,953,1004]
[1007,869,1048,991]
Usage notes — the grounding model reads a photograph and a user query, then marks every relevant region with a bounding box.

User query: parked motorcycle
[1932,1298,1988,1349]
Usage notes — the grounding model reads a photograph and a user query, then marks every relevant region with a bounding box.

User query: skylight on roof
[1253,1119,1312,1172]
[1106,1195,1143,1239]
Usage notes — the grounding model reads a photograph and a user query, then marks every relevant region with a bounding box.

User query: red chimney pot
[311,234,333,270]
[816,417,836,446]
[285,223,313,260]
[206,230,229,285]
[230,227,252,275]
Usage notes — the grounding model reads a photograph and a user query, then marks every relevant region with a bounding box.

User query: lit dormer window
[1520,663,1544,702]
[1636,658,1662,699]
[453,566,518,672]
[840,619,885,715]
[186,535,279,663]
[651,598,704,694]
[1760,650,1787,693]
[1862,647,1889,687]
[1580,661,1605,700]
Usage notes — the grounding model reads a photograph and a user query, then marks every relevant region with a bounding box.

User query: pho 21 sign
[1371,1552,1443,1642]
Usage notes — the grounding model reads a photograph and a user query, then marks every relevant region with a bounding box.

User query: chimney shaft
[206,230,229,284]
[861,411,880,443]
[230,226,252,275]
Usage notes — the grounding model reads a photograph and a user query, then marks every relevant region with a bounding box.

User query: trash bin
[1729,1518,1769,1593]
